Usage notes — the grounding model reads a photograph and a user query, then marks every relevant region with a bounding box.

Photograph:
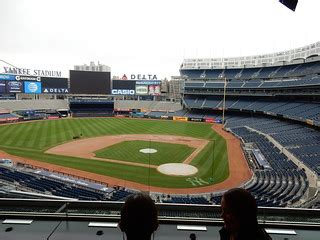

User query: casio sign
[112,89,135,95]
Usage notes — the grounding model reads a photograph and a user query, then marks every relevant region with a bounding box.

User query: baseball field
[0,118,251,192]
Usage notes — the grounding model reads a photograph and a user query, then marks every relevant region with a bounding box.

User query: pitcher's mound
[139,148,157,154]
[157,163,198,176]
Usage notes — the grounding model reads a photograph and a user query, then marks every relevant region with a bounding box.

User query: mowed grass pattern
[0,118,229,188]
[95,140,195,165]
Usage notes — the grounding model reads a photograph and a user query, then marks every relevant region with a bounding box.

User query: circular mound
[157,163,198,176]
[139,148,158,154]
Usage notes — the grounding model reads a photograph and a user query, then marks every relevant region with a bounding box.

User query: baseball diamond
[0,118,251,193]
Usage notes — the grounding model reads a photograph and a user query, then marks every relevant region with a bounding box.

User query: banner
[135,85,148,95]
[24,81,42,94]
[6,81,23,93]
[173,116,188,122]
[42,88,69,94]
[0,74,15,81]
[189,117,203,122]
[205,118,214,123]
[149,85,161,95]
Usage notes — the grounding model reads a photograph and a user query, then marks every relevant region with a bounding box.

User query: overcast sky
[0,0,319,79]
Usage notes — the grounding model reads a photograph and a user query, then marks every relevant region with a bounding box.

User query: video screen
[70,70,111,94]
[112,80,136,90]
[41,77,68,88]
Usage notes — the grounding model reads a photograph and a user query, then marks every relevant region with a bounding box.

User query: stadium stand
[179,52,320,208]
[0,165,136,201]
[69,99,114,117]
[0,99,68,111]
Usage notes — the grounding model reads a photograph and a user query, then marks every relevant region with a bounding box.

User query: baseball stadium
[1,42,320,238]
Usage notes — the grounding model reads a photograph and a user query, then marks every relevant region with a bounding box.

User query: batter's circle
[157,163,198,176]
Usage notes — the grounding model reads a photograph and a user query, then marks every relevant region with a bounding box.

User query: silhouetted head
[119,193,159,240]
[221,188,258,233]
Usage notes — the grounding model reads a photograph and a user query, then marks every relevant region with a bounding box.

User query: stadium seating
[0,100,68,111]
[223,125,309,206]
[225,115,320,176]
[0,166,107,200]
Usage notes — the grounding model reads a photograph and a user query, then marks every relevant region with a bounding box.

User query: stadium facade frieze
[3,67,62,77]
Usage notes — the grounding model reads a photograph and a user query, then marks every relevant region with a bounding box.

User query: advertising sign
[173,116,188,122]
[111,89,135,95]
[0,81,5,93]
[205,118,214,123]
[149,85,161,95]
[24,81,42,94]
[42,88,69,94]
[112,80,136,95]
[130,74,158,80]
[135,85,148,95]
[16,75,41,81]
[6,81,23,93]
[0,74,15,81]
[189,117,203,122]
[136,80,161,85]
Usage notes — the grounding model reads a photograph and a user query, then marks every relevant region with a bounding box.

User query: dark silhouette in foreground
[220,188,272,240]
[119,193,159,240]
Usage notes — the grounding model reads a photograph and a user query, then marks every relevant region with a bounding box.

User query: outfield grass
[95,140,195,165]
[0,118,229,188]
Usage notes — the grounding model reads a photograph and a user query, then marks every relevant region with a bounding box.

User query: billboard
[16,75,41,81]
[41,77,69,94]
[135,85,148,95]
[173,116,188,122]
[0,74,16,81]
[0,81,5,93]
[112,80,136,95]
[112,80,161,95]
[24,81,42,94]
[70,70,111,94]
[148,85,161,95]
[6,81,23,93]
[112,80,136,89]
[0,74,41,82]
[135,84,161,95]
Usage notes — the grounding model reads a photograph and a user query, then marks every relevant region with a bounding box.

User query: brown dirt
[0,124,252,194]
[45,134,208,168]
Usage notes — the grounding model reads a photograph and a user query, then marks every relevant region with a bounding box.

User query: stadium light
[222,76,227,125]
[279,0,298,12]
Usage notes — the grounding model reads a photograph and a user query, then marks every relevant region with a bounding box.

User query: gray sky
[0,0,319,79]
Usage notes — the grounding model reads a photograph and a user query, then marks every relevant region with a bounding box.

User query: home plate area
[157,163,198,176]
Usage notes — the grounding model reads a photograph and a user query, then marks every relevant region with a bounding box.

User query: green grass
[0,118,229,188]
[95,140,195,165]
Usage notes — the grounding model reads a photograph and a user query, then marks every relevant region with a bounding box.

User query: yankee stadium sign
[3,67,62,77]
